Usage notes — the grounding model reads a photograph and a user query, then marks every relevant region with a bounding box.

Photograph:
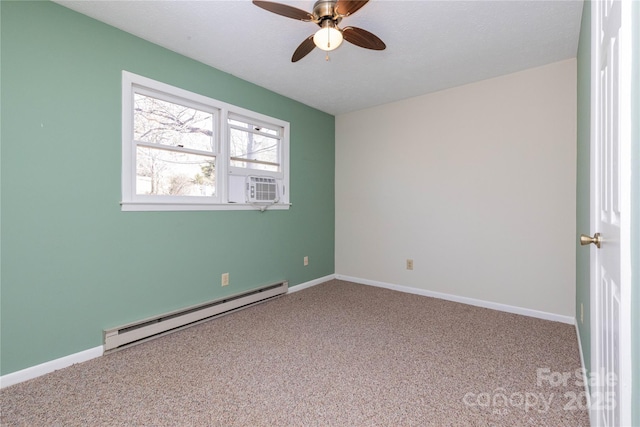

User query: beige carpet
[1,280,590,426]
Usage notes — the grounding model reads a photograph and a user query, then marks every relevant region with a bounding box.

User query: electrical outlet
[303,256,309,266]
[406,259,414,270]
[580,303,584,324]
[221,273,229,287]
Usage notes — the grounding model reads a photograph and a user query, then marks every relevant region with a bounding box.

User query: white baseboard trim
[336,274,576,325]
[575,321,593,426]
[288,274,336,294]
[0,345,103,389]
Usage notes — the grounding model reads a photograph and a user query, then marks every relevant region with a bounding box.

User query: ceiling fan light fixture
[313,20,343,51]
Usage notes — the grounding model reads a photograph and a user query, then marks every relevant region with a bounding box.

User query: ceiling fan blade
[292,35,316,62]
[335,0,369,17]
[342,26,386,50]
[252,1,313,21]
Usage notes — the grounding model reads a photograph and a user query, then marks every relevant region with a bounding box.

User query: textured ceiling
[55,0,584,115]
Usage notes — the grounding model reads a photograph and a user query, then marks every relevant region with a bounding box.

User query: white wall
[336,59,577,317]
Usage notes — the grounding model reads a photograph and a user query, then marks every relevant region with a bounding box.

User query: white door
[588,0,632,425]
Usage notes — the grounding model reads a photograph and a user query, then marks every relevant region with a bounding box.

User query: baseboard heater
[103,281,288,353]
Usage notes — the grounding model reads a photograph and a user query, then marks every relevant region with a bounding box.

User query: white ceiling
[55,0,584,115]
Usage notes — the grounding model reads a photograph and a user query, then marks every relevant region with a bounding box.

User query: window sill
[120,202,291,212]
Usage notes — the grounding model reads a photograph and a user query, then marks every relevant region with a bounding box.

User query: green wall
[0,1,335,375]
[575,0,591,377]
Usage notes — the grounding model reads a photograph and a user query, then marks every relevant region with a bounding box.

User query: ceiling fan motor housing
[313,0,339,22]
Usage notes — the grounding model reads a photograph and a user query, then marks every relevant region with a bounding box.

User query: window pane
[134,94,214,152]
[136,147,215,196]
[229,128,280,172]
[228,119,248,129]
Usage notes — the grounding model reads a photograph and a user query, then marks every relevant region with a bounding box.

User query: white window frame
[121,71,290,211]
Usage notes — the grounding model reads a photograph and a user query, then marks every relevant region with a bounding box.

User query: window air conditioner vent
[249,176,278,202]
[228,175,280,204]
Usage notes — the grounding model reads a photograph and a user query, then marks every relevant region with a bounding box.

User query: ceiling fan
[252,0,386,62]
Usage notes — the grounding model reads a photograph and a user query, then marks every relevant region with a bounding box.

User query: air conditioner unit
[229,175,280,203]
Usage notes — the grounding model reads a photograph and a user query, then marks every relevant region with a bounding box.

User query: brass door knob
[580,233,601,248]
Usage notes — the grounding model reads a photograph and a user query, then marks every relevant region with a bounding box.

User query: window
[122,71,290,211]
[228,114,282,175]
[134,92,217,198]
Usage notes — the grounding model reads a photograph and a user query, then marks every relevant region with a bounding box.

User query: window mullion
[219,108,229,203]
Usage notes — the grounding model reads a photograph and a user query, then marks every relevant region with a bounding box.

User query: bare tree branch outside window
[134,94,216,196]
